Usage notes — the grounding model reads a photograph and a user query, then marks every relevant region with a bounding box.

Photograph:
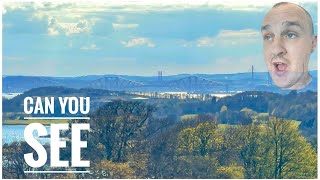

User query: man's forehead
[262,6,309,28]
[269,3,306,14]
[264,4,309,24]
[263,15,304,27]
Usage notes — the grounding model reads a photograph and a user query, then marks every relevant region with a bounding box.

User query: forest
[2,87,318,179]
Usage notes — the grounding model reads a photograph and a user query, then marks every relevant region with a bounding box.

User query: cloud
[80,44,100,50]
[217,29,259,38]
[196,37,215,47]
[3,1,317,16]
[115,15,126,22]
[121,37,155,48]
[3,1,316,37]
[216,29,260,45]
[112,23,139,30]
[2,2,29,15]
[194,29,260,47]
[60,20,94,35]
[46,17,98,36]
[25,5,100,36]
[48,27,59,36]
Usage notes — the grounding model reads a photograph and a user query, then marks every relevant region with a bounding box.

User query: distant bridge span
[168,76,225,91]
[88,77,144,90]
[87,75,226,92]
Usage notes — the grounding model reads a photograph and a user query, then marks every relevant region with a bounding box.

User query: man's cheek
[297,54,309,68]
[293,62,305,72]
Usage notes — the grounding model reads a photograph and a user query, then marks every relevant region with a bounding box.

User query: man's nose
[271,38,287,58]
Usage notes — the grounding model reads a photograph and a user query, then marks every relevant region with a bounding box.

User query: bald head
[271,2,314,35]
[261,2,317,90]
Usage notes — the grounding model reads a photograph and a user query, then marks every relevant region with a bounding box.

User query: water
[3,93,22,99]
[2,125,51,145]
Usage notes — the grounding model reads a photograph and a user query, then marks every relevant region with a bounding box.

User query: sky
[2,0,318,77]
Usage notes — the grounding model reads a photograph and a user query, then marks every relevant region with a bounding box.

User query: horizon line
[3,70,318,78]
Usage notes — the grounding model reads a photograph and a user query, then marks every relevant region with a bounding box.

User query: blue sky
[3,0,318,76]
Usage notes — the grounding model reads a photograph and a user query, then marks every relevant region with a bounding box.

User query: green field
[180,113,301,129]
[180,114,198,120]
[3,119,69,125]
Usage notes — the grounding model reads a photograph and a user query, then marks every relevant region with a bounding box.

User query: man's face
[261,4,316,89]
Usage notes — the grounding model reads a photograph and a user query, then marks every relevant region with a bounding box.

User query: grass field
[218,124,235,129]
[180,113,301,129]
[180,114,198,120]
[3,119,69,125]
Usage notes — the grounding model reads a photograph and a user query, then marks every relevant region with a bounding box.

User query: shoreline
[2,119,69,125]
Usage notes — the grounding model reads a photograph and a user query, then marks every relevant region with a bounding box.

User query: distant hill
[3,71,317,93]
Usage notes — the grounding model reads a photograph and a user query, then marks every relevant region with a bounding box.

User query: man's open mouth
[273,62,288,76]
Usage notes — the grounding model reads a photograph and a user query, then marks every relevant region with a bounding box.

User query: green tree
[220,105,228,112]
[264,117,317,179]
[238,118,317,179]
[239,123,267,178]
[2,142,53,179]
[216,164,244,178]
[90,100,154,162]
[178,121,220,156]
[2,142,31,179]
[217,126,242,165]
[176,155,219,178]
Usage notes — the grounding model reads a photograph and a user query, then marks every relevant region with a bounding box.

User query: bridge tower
[251,65,254,80]
[158,71,163,81]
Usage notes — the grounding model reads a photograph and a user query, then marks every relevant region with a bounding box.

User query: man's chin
[271,75,293,89]
[271,71,307,89]
[273,81,292,89]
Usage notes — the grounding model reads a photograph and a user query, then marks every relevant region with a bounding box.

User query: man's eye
[285,33,297,39]
[264,35,273,41]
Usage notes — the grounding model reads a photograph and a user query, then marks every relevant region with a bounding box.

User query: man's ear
[311,35,317,53]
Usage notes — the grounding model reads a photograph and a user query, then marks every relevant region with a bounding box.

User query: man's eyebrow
[282,21,304,30]
[261,25,271,31]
